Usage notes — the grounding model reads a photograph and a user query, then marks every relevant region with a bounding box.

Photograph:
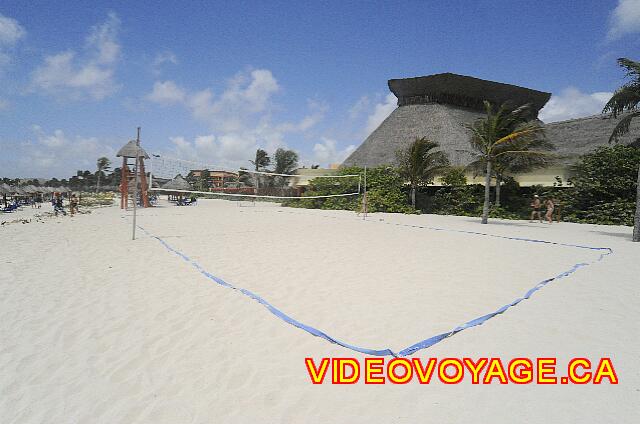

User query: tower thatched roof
[116,140,150,159]
[389,73,551,115]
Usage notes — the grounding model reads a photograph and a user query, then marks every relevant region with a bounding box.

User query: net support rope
[135,212,613,357]
[152,187,360,199]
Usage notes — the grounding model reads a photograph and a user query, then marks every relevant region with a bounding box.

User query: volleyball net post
[362,165,368,220]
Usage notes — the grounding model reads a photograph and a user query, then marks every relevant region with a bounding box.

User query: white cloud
[148,69,330,167]
[163,132,264,170]
[147,80,186,104]
[364,93,397,135]
[0,13,25,45]
[348,96,371,120]
[539,87,613,123]
[152,51,177,75]
[608,0,640,40]
[31,13,121,100]
[0,13,25,75]
[148,69,281,132]
[312,138,356,167]
[0,126,118,178]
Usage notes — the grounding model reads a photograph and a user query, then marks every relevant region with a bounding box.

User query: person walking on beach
[70,194,79,216]
[545,198,555,224]
[553,197,562,222]
[54,195,66,216]
[530,195,542,222]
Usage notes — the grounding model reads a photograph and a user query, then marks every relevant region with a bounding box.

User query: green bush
[428,185,484,216]
[560,145,640,226]
[441,167,467,187]
[283,166,416,214]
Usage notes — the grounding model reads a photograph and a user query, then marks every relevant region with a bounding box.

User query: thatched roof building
[389,73,550,116]
[161,175,192,191]
[343,73,639,185]
[545,114,639,165]
[344,103,486,168]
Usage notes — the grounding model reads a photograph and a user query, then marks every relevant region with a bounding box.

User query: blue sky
[1,0,639,178]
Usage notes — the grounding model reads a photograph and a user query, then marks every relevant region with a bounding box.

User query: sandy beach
[1,199,638,423]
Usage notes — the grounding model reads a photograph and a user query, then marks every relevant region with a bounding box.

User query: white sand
[1,199,638,423]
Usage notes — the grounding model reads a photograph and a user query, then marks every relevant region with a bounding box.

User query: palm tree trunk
[495,174,501,207]
[411,185,416,208]
[96,171,101,193]
[482,160,492,224]
[634,164,640,242]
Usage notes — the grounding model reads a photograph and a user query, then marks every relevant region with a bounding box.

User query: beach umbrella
[0,183,11,194]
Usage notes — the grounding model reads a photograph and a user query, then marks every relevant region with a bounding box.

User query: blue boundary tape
[137,214,612,357]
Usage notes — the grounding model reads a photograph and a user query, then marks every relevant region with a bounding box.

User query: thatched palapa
[116,140,150,159]
[161,175,192,191]
[343,72,640,185]
[389,73,551,115]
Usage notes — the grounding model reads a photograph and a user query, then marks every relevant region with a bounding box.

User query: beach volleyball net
[148,155,362,201]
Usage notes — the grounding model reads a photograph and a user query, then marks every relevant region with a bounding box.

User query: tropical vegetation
[602,57,640,241]
[95,157,111,192]
[464,101,549,224]
[395,137,449,208]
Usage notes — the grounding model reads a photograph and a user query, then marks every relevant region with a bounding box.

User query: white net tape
[149,155,361,200]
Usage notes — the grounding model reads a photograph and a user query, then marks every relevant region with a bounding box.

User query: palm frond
[618,58,640,80]
[608,111,640,143]
[493,127,542,148]
[602,85,640,117]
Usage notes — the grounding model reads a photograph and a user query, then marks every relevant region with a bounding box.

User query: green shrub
[560,145,640,226]
[428,185,484,216]
[441,167,467,186]
[283,166,416,214]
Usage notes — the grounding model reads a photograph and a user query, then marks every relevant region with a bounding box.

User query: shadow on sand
[461,217,549,228]
[589,230,633,241]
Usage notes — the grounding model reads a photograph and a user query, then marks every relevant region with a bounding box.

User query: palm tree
[197,169,210,191]
[467,139,553,207]
[273,148,299,174]
[396,137,449,208]
[96,157,111,192]
[603,58,640,242]
[273,148,299,188]
[250,149,271,171]
[466,101,546,224]
[249,149,271,192]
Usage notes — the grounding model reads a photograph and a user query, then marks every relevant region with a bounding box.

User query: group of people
[52,193,79,217]
[530,194,559,224]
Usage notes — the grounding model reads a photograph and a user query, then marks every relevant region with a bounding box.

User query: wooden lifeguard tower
[117,128,151,209]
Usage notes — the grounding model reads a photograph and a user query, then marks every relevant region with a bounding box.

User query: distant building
[187,170,239,188]
[343,73,639,186]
